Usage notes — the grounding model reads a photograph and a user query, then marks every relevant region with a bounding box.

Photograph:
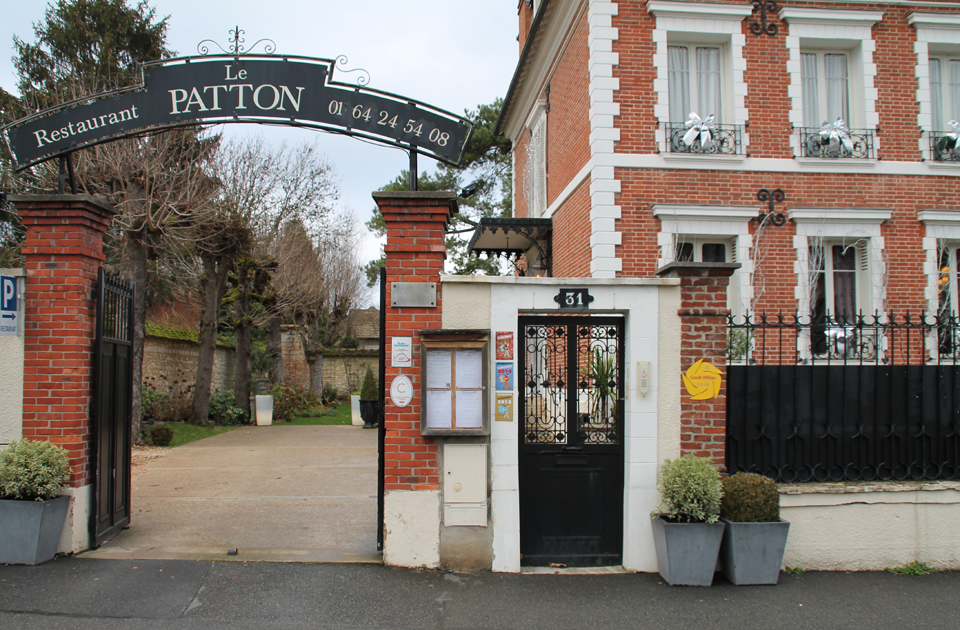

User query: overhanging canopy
[467,217,552,276]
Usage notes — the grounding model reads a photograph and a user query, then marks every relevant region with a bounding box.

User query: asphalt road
[1,558,959,629]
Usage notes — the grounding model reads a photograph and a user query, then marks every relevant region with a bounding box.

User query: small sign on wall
[495,331,513,360]
[495,362,513,391]
[392,337,412,367]
[0,275,18,337]
[683,359,722,400]
[495,394,513,422]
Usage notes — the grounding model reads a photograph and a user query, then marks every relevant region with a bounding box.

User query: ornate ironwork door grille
[91,269,134,547]
[518,316,624,566]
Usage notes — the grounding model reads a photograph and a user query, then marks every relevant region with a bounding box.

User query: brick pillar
[375,191,458,492]
[657,262,739,468]
[9,194,117,488]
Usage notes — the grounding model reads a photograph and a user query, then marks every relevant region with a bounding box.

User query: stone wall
[141,333,236,404]
[280,331,377,396]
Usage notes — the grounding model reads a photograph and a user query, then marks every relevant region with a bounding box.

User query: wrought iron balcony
[665,122,744,156]
[797,126,875,159]
[931,132,960,162]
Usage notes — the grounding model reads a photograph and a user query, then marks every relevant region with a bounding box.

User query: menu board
[420,338,488,435]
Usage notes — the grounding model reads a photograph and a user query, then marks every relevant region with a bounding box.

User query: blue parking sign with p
[0,275,18,336]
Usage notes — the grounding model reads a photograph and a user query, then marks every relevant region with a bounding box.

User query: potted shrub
[650,455,725,586]
[719,472,791,585]
[0,439,74,565]
[359,367,380,430]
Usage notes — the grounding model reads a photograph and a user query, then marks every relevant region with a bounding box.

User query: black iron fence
[726,313,960,483]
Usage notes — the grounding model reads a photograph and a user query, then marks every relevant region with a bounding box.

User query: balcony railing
[931,132,960,162]
[665,122,744,156]
[797,127,875,159]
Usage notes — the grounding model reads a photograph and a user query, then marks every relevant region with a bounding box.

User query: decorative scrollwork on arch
[197,26,276,56]
[334,55,371,86]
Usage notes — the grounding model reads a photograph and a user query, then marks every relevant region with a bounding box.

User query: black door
[519,316,624,566]
[91,269,134,547]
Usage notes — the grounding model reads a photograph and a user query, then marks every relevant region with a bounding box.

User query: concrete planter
[350,395,363,426]
[651,517,725,586]
[0,495,71,565]
[359,399,379,429]
[255,395,274,426]
[719,518,791,585]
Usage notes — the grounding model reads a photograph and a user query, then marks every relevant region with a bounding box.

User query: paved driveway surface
[83,425,380,563]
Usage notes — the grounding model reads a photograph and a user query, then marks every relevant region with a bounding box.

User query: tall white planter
[255,395,274,426]
[351,395,363,426]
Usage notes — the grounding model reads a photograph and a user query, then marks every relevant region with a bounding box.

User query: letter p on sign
[1,276,15,312]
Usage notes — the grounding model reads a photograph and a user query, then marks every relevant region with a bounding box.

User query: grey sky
[1,1,520,266]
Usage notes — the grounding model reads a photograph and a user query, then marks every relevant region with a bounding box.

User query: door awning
[467,217,552,276]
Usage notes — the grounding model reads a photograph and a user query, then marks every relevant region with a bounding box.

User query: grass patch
[286,403,353,425]
[886,561,936,575]
[165,423,238,448]
[783,566,805,574]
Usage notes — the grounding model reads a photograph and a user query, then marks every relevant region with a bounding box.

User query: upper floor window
[930,56,960,132]
[781,7,883,160]
[648,1,751,157]
[528,107,547,217]
[908,12,960,162]
[801,51,849,128]
[668,45,723,124]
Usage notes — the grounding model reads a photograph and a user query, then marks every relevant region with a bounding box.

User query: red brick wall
[377,192,457,492]
[13,195,115,488]
[546,11,591,205]
[659,264,737,468]
[551,179,593,277]
[611,1,658,154]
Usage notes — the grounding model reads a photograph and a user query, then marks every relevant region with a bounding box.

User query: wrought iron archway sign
[1,45,473,171]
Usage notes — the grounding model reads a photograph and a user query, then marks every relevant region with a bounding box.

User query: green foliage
[0,439,73,501]
[270,384,307,422]
[338,335,359,349]
[783,566,805,574]
[208,390,248,425]
[149,423,174,447]
[140,385,169,422]
[249,341,276,379]
[364,98,512,286]
[581,348,617,421]
[288,403,351,425]
[359,367,378,400]
[886,561,937,575]
[720,472,781,523]
[653,456,723,524]
[321,383,339,405]
[166,423,236,448]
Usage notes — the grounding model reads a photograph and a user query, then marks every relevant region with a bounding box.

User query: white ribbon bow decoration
[682,112,715,150]
[819,118,854,155]
[946,120,960,154]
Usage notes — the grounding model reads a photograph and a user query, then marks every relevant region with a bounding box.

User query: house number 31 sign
[554,288,594,309]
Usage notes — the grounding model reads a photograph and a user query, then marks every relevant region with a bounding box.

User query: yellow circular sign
[683,359,723,400]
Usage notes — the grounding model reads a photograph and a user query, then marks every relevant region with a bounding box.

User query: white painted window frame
[527,103,548,218]
[653,204,756,317]
[647,1,751,155]
[909,12,960,163]
[780,7,883,159]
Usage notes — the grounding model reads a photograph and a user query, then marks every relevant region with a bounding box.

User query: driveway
[83,425,380,563]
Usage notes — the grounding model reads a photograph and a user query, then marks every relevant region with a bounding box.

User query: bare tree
[191,136,339,423]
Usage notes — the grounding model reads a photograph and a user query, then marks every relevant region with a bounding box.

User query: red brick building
[488,0,960,328]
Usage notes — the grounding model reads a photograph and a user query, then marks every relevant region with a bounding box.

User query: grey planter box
[0,495,71,565]
[719,517,791,585]
[651,517,725,586]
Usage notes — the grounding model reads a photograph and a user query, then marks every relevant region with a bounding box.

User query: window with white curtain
[668,45,723,123]
[801,51,850,127]
[809,240,868,324]
[528,110,547,218]
[930,56,960,131]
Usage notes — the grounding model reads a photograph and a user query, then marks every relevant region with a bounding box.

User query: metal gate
[90,269,134,547]
[518,316,624,566]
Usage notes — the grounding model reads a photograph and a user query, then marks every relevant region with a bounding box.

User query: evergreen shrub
[720,472,781,522]
[653,455,723,523]
[209,390,248,425]
[0,439,73,501]
[149,423,174,447]
[360,368,378,400]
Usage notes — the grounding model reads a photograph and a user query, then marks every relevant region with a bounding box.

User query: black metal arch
[1,53,474,174]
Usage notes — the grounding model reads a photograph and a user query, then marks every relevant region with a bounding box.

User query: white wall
[0,269,25,447]
[781,483,960,570]
[441,275,680,573]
